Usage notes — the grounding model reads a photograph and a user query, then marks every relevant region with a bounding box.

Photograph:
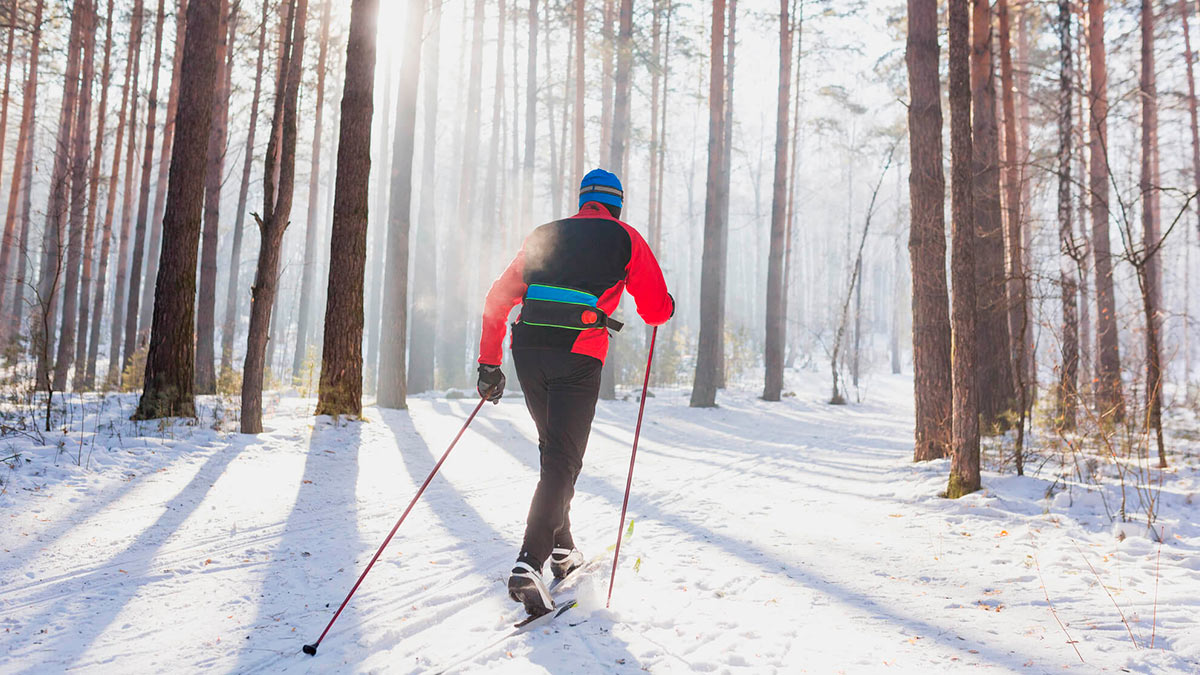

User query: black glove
[477,364,505,403]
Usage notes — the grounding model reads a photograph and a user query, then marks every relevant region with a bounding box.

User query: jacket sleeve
[478,249,527,366]
[619,222,673,327]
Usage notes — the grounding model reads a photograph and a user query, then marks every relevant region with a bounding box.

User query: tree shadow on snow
[9,429,258,670]
[231,418,364,673]
[483,402,1026,670]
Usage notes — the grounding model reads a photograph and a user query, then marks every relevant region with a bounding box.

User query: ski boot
[549,547,584,580]
[508,561,554,616]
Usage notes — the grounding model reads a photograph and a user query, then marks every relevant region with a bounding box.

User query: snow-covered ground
[2,373,1198,674]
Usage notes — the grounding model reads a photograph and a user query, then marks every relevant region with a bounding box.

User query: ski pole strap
[519,284,623,333]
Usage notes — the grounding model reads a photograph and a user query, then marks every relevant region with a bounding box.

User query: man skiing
[476,169,674,617]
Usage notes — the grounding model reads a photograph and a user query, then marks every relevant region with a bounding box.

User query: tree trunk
[690,0,726,408]
[599,0,614,157]
[481,0,507,265]
[241,0,308,431]
[1084,0,1124,423]
[53,0,98,391]
[132,0,221,419]
[33,0,85,390]
[73,0,116,390]
[0,0,16,187]
[1139,0,1165,468]
[763,0,791,402]
[86,0,128,388]
[9,118,35,342]
[123,0,166,374]
[408,0,440,394]
[140,0,188,336]
[573,0,584,183]
[715,0,736,391]
[970,0,1015,431]
[107,0,145,387]
[438,0,486,391]
[221,0,270,374]
[1016,4,1035,401]
[378,0,424,409]
[1182,1,1200,388]
[610,0,633,172]
[905,0,951,461]
[0,0,43,345]
[315,0,379,418]
[292,0,332,382]
[947,0,980,499]
[1055,0,1079,432]
[998,0,1028,419]
[195,0,234,395]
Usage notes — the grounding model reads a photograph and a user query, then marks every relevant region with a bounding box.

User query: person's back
[475,169,673,618]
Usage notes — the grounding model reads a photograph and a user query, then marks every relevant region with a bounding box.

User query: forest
[1,0,1199,672]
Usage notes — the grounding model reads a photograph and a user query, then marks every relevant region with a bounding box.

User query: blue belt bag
[519,284,624,332]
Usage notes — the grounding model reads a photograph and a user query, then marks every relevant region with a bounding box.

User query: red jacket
[478,202,673,365]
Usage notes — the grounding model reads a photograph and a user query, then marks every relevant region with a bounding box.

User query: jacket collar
[574,201,617,220]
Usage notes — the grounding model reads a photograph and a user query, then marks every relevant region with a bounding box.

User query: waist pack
[519,284,624,332]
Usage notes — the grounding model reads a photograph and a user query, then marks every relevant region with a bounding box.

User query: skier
[476,168,674,616]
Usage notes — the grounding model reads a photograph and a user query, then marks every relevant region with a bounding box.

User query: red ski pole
[303,396,489,655]
[606,327,658,609]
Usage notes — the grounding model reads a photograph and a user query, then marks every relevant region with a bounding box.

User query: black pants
[512,349,603,569]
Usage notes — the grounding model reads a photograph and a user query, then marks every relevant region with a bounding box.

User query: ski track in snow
[1,374,1198,674]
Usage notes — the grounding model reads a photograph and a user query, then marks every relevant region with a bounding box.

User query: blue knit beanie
[579,169,623,210]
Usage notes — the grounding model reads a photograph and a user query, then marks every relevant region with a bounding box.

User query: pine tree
[0,0,44,346]
[221,0,270,374]
[946,0,980,498]
[377,0,425,410]
[763,0,791,402]
[242,0,309,432]
[292,0,332,383]
[970,0,1015,430]
[132,0,222,419]
[407,0,441,395]
[123,0,168,372]
[690,0,727,408]
[905,0,951,461]
[315,0,380,418]
[195,0,235,395]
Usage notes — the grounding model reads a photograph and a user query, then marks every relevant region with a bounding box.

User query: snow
[2,374,1198,673]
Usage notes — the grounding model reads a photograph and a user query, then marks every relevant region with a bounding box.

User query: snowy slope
[2,374,1198,674]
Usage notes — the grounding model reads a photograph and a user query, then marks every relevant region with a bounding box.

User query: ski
[513,597,578,629]
[431,597,579,675]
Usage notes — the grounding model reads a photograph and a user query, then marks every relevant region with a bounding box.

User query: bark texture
[1055,0,1079,432]
[905,0,951,461]
[315,0,379,418]
[970,0,1015,430]
[947,0,981,498]
[690,0,726,408]
[195,0,233,394]
[140,0,188,335]
[132,0,221,419]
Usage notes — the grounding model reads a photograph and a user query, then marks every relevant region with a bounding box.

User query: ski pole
[606,327,658,609]
[303,395,489,656]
